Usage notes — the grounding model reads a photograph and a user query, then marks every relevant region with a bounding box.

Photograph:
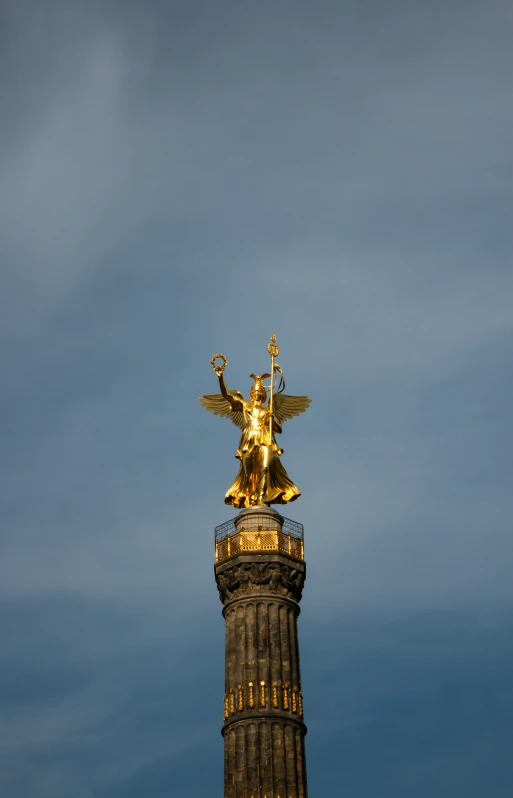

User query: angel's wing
[272,393,311,425]
[198,391,245,429]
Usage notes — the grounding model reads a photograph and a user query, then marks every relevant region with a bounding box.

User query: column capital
[215,553,306,605]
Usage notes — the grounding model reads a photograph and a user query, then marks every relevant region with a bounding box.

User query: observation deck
[215,507,304,564]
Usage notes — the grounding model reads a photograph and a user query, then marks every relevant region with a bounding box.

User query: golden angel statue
[198,334,311,508]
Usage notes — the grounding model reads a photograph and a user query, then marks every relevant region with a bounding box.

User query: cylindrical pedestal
[215,508,308,798]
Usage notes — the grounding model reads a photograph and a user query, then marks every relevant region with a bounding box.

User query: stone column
[215,507,308,798]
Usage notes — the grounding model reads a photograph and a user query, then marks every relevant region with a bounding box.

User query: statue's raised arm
[198,354,246,430]
[198,338,311,508]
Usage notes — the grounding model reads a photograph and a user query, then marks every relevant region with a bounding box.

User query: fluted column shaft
[215,510,307,798]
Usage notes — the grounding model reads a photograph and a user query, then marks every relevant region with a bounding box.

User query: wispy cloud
[0,1,512,795]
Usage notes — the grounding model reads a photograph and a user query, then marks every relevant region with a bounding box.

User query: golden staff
[267,332,279,441]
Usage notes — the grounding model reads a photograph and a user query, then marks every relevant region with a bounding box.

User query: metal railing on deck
[215,515,304,563]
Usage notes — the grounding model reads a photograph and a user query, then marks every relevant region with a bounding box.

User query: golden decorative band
[223,681,304,718]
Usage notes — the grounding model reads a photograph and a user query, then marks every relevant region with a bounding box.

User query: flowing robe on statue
[226,401,299,508]
[198,374,311,509]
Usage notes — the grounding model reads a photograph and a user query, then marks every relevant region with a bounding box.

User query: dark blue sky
[1,1,512,796]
